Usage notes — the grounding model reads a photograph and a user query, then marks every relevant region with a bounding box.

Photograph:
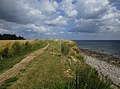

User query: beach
[79,49,120,88]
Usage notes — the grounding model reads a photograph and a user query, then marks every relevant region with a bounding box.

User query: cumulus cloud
[109,0,120,4]
[71,19,100,33]
[45,15,68,26]
[71,0,120,34]
[0,0,59,36]
[61,0,78,17]
[0,0,120,39]
[25,24,50,33]
[0,0,44,24]
[0,28,9,34]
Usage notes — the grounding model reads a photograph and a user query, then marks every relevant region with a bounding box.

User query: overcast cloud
[0,0,120,40]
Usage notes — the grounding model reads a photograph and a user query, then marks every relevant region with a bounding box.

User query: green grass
[0,40,47,73]
[0,77,18,89]
[0,55,25,73]
[61,41,70,55]
[69,64,112,89]
[5,40,67,89]
[0,40,112,89]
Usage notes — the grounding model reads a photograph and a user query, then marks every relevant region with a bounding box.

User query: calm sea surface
[74,40,120,57]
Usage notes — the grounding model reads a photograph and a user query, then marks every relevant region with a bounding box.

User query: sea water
[74,40,120,57]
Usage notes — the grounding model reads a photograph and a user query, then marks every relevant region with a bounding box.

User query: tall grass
[0,40,46,60]
[0,40,47,72]
[0,40,112,89]
[0,77,18,89]
[60,40,112,89]
[36,66,112,89]
[61,42,70,55]
[68,65,112,89]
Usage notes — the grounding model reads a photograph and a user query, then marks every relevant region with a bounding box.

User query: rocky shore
[79,48,120,67]
[79,48,120,88]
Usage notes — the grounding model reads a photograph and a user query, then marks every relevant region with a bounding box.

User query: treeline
[0,34,25,40]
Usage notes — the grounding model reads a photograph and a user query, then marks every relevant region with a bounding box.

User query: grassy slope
[0,40,47,74]
[0,40,31,51]
[6,40,70,89]
[0,40,112,89]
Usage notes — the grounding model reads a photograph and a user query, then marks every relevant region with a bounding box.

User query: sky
[0,0,120,40]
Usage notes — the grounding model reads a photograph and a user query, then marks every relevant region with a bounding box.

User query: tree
[0,34,25,40]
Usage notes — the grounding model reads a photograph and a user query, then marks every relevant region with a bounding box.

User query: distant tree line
[0,34,25,40]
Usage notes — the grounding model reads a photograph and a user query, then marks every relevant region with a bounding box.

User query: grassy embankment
[0,40,47,74]
[0,40,112,89]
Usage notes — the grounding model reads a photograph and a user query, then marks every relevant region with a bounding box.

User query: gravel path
[83,55,120,87]
[0,43,49,85]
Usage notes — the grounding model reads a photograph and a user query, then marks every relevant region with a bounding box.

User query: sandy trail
[0,43,49,84]
[83,54,120,87]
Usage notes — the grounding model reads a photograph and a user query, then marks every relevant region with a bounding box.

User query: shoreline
[79,48,120,67]
[79,48,120,88]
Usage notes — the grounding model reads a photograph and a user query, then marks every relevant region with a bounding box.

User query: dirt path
[0,43,49,85]
[83,54,120,88]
